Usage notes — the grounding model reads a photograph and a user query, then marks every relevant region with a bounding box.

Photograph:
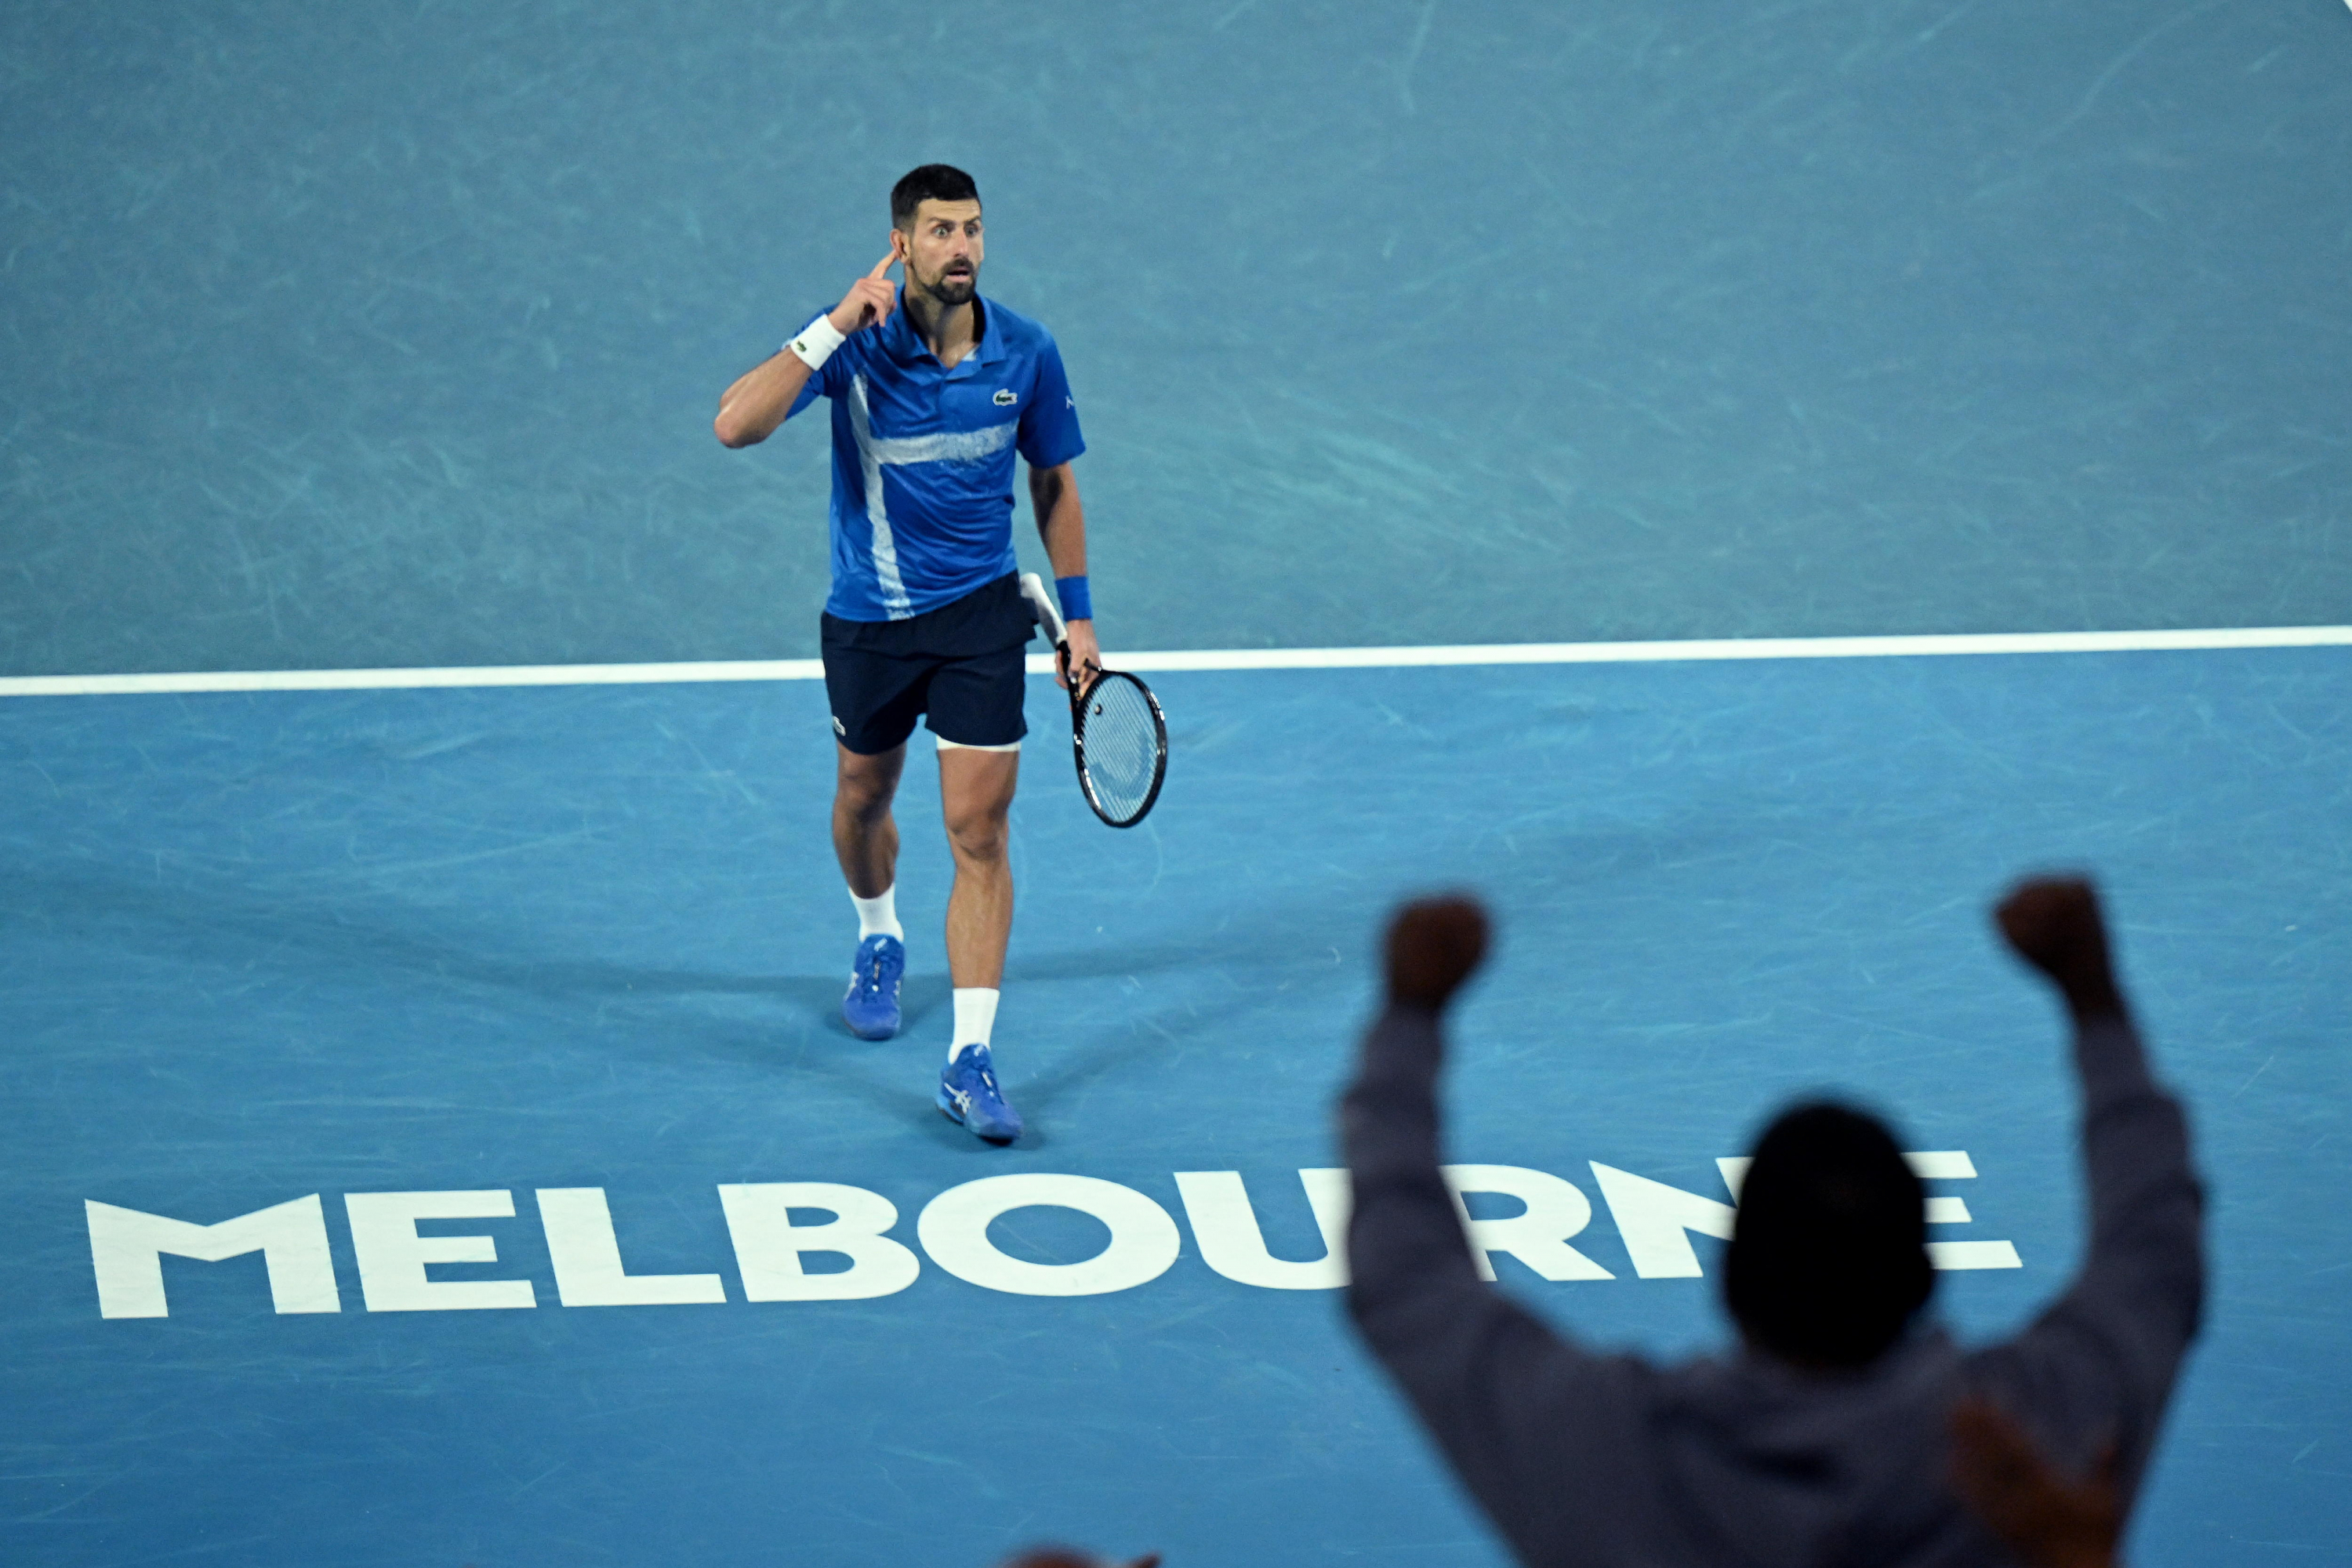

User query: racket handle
[1019,572,1068,648]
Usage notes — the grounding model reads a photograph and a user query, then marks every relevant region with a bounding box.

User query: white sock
[949,988,999,1063]
[850,884,903,941]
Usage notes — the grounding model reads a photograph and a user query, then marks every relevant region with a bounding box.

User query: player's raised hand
[1995,876,2124,1019]
[828,247,902,336]
[1385,895,1490,1014]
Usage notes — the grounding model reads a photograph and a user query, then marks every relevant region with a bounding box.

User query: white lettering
[1174,1169,1352,1290]
[536,1189,725,1307]
[917,1174,1180,1297]
[717,1183,920,1301]
[344,1191,536,1312]
[88,1149,2034,1325]
[1589,1163,1738,1278]
[1443,1165,1614,1282]
[1715,1152,2022,1269]
[85,1195,339,1319]
[1927,1240,2024,1269]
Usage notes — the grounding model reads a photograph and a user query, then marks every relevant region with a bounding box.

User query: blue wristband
[1054,575,1093,622]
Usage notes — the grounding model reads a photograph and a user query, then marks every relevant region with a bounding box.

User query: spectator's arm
[1973,880,2205,1503]
[1342,901,1635,1564]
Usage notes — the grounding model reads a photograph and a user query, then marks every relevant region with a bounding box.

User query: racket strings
[1079,677,1162,822]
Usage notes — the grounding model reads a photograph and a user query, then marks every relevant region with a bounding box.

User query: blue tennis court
[5,0,2350,1564]
[5,648,2347,1565]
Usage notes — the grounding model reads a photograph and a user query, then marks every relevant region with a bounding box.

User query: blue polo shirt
[786,289,1085,622]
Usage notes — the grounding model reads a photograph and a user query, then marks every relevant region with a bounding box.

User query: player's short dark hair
[891,164,981,228]
[1722,1102,1934,1369]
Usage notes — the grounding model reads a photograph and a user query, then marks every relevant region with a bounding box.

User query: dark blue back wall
[4,0,2348,673]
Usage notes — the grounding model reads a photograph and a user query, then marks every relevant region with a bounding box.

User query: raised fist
[1994,877,2122,1015]
[1385,895,1491,1012]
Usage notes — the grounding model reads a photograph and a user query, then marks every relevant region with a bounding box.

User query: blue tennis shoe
[841,935,905,1040]
[938,1046,1024,1144]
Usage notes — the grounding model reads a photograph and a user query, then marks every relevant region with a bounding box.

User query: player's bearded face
[902,200,983,307]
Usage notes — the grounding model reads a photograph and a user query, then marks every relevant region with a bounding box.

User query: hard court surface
[3,2,2350,1566]
[5,652,2348,1566]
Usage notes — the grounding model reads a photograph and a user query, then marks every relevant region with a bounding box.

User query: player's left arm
[1028,462,1099,688]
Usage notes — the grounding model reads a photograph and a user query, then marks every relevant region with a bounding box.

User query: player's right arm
[713,251,901,448]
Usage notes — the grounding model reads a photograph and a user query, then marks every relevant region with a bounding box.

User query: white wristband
[785,314,847,371]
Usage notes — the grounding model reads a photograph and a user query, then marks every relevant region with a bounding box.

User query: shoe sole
[935,1083,1021,1145]
[842,989,901,1040]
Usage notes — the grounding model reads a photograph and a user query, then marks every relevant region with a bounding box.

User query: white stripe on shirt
[847,375,914,618]
[866,422,1018,466]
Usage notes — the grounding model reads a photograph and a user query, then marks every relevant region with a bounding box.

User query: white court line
[0,625,2347,699]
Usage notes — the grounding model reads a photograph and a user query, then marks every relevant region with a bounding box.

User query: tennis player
[713,164,1098,1145]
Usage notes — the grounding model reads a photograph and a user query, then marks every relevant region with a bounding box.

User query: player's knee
[834,762,898,818]
[837,785,889,822]
[836,788,895,833]
[944,808,1009,863]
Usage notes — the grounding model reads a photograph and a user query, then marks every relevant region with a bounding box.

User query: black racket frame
[1020,572,1168,829]
[1067,668,1168,829]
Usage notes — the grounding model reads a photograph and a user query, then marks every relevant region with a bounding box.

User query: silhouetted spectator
[1341,878,2201,1566]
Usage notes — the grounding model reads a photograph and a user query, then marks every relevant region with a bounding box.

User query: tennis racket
[1020,572,1168,828]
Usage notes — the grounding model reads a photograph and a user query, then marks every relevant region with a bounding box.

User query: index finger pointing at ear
[869,250,898,278]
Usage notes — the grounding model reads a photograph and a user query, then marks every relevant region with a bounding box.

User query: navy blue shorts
[819,573,1036,756]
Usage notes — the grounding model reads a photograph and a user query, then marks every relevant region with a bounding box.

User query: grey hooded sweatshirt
[1341,1004,2203,1568]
